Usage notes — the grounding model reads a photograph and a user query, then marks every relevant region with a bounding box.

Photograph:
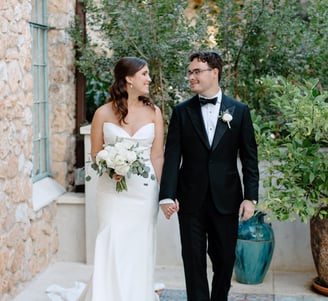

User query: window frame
[30,0,51,182]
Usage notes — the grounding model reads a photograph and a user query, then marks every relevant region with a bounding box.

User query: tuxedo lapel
[186,96,211,149]
[211,95,236,151]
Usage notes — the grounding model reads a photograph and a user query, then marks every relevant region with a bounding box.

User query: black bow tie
[199,96,217,106]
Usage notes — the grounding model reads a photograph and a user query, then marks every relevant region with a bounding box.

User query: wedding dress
[90,122,159,301]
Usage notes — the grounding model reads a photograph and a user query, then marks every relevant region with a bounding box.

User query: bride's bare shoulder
[94,103,114,120]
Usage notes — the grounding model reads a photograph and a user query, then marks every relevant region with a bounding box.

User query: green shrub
[256,76,328,222]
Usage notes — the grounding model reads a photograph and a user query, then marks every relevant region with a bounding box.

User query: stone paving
[161,290,328,301]
[10,262,328,301]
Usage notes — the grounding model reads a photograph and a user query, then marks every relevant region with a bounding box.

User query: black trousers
[178,193,239,301]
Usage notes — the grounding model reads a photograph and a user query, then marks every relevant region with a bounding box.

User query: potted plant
[254,76,328,294]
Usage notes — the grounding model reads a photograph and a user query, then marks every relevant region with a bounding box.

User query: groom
[159,51,259,301]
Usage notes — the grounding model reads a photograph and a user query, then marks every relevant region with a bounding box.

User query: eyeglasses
[187,68,213,77]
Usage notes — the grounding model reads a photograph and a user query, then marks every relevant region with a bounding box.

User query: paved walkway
[11,262,327,301]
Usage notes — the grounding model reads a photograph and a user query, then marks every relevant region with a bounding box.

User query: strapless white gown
[91,123,159,301]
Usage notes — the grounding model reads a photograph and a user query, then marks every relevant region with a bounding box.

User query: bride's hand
[160,201,179,219]
[112,173,122,182]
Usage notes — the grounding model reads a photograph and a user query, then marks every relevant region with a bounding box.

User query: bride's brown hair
[108,57,154,124]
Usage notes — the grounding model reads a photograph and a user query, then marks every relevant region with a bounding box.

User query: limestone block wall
[48,0,76,191]
[0,1,76,300]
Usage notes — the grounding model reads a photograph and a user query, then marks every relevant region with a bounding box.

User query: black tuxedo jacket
[159,94,259,214]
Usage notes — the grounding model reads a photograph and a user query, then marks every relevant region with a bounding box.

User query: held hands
[160,201,179,219]
[160,199,254,220]
[239,200,256,221]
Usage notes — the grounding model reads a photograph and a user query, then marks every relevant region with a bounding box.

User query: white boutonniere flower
[219,110,233,129]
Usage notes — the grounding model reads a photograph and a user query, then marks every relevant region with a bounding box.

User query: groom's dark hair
[189,51,223,82]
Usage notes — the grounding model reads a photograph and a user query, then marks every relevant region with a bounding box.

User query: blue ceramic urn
[234,212,275,284]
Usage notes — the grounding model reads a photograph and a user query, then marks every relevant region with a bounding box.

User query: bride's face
[128,65,151,96]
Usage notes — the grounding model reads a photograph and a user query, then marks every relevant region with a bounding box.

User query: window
[30,0,50,182]
[30,1,65,211]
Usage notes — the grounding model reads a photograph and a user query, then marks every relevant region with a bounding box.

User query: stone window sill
[32,177,66,211]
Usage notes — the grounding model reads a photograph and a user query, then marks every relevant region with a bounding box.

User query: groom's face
[188,59,217,95]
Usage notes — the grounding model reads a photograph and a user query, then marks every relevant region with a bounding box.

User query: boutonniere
[219,110,233,129]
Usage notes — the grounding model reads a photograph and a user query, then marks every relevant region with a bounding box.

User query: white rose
[101,149,116,168]
[222,112,233,122]
[124,149,137,163]
[114,163,130,176]
[113,152,127,165]
[96,150,109,164]
[106,155,116,169]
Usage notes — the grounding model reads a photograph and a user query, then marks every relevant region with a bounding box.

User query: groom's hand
[239,199,255,221]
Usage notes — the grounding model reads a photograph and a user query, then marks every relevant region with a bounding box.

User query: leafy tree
[69,0,328,122]
[196,0,328,114]
[70,0,209,123]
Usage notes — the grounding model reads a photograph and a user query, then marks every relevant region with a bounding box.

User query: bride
[88,56,170,301]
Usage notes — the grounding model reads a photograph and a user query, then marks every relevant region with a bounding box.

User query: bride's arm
[90,107,106,162]
[150,106,164,183]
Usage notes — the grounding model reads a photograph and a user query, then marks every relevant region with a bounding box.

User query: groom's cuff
[159,198,175,205]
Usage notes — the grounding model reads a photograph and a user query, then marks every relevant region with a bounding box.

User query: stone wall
[0,1,76,300]
[48,0,76,191]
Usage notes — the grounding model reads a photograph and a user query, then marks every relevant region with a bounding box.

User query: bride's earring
[130,84,133,88]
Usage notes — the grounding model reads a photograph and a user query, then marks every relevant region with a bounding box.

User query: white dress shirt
[200,90,222,145]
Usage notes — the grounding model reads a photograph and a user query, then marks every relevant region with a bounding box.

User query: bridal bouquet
[91,139,154,192]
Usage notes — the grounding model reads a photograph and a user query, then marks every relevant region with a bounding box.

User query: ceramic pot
[310,215,328,288]
[234,212,275,284]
